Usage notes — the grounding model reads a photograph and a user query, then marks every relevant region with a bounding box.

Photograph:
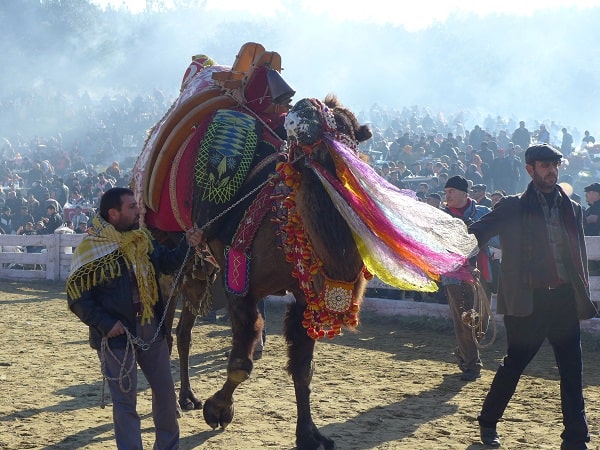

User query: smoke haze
[3,1,600,142]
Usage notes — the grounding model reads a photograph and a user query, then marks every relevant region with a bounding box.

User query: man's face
[426,197,440,208]
[585,190,600,206]
[110,194,140,232]
[471,189,484,201]
[444,187,468,208]
[526,160,560,193]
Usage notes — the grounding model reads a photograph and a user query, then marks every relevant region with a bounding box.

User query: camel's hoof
[179,397,202,411]
[297,423,336,450]
[203,394,234,430]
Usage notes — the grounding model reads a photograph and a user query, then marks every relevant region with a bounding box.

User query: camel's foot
[203,392,234,430]
[179,392,203,411]
[297,421,335,450]
[175,389,202,417]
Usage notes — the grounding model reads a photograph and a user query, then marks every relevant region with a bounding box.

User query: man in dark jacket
[12,205,35,232]
[511,120,531,150]
[42,204,63,234]
[583,182,600,236]
[0,206,12,234]
[469,144,597,449]
[67,187,203,450]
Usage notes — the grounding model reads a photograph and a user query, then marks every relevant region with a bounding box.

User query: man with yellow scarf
[67,187,203,450]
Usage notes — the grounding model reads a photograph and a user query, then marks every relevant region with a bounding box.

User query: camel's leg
[158,274,185,417]
[175,304,203,410]
[202,293,262,429]
[159,275,178,354]
[285,299,335,450]
[176,276,211,411]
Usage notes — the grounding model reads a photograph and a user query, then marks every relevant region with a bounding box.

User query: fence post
[47,234,61,281]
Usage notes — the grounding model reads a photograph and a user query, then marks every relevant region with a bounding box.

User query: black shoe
[480,425,500,448]
[460,369,481,381]
[561,441,588,450]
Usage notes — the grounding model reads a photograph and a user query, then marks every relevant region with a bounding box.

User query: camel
[133,43,478,449]
[150,94,372,450]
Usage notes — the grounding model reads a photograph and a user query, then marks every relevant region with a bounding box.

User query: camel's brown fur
[161,96,371,450]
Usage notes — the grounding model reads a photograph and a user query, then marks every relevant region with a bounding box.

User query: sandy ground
[1,281,600,450]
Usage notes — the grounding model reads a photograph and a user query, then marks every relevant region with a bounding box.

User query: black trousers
[478,284,589,444]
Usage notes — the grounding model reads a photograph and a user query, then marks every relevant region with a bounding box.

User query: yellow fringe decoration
[67,216,159,325]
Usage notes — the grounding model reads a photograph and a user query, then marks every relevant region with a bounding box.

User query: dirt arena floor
[1,281,600,449]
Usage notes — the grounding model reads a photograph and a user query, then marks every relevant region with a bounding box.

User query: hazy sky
[87,0,600,132]
[94,0,600,31]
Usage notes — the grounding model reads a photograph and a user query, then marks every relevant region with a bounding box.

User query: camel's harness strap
[98,160,291,407]
[98,104,300,406]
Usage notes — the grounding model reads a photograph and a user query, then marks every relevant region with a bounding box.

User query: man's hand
[106,320,125,338]
[586,214,598,224]
[185,228,206,247]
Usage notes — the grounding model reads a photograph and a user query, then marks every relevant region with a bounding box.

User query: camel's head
[284,95,372,167]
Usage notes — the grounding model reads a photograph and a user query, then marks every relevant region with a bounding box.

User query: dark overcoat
[469,185,597,320]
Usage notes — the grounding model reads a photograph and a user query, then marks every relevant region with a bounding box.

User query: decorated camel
[132,42,479,449]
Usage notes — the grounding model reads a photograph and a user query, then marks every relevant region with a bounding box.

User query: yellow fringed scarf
[66,215,159,325]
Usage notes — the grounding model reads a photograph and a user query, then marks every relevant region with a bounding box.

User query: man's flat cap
[584,182,600,193]
[471,184,487,191]
[525,143,562,165]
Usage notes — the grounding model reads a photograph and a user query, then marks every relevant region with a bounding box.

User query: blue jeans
[99,317,179,450]
[478,284,589,445]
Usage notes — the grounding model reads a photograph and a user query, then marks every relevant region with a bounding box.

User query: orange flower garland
[275,160,367,340]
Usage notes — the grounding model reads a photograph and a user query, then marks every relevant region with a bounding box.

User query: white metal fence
[0,233,85,281]
[1,234,600,302]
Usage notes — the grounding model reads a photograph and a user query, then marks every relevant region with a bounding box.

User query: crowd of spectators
[358,104,600,204]
[0,158,130,239]
[1,92,599,249]
[0,89,171,238]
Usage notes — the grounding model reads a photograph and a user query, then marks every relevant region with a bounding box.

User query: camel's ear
[355,125,373,143]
